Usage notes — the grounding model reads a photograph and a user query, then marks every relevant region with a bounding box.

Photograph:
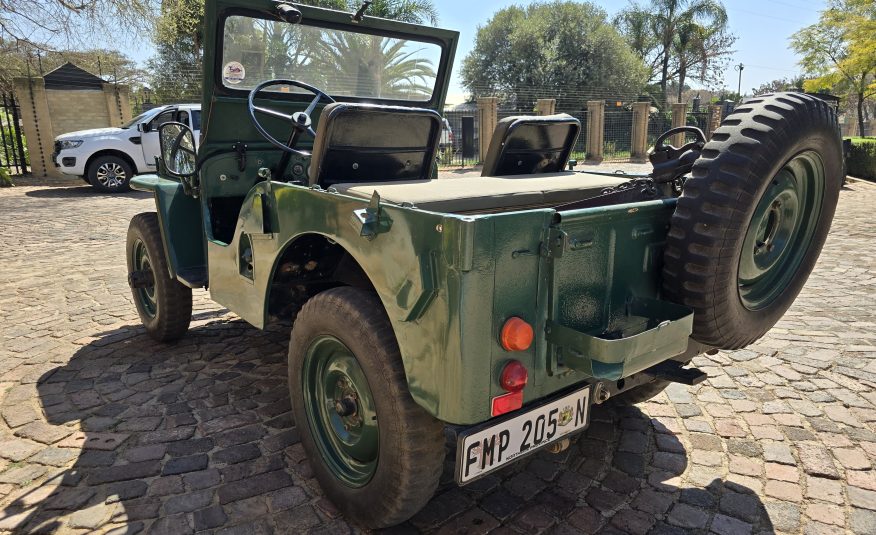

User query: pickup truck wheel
[663,93,842,349]
[126,213,192,342]
[88,155,132,192]
[288,287,444,528]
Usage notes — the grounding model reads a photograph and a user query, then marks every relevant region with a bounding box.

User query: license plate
[455,387,591,484]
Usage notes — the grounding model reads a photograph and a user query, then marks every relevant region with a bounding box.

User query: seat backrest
[481,114,581,177]
[309,103,442,188]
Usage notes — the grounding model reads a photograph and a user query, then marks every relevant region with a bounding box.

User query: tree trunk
[858,91,866,138]
[660,45,671,106]
[677,64,686,103]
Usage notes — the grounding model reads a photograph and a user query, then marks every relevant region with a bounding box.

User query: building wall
[47,89,110,138]
[13,78,132,179]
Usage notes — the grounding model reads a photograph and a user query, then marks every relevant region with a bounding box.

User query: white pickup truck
[53,104,201,192]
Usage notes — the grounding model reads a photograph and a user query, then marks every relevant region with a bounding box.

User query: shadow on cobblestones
[24,186,151,200]
[0,319,774,533]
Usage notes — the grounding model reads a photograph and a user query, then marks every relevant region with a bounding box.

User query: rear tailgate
[539,199,693,380]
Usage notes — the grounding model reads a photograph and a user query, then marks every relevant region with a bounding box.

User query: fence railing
[0,93,29,175]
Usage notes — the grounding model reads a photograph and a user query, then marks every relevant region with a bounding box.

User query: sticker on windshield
[223,61,246,85]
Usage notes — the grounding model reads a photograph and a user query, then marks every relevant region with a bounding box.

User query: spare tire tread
[663,92,841,349]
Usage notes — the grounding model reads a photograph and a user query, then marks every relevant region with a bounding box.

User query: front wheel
[288,287,445,528]
[126,213,192,342]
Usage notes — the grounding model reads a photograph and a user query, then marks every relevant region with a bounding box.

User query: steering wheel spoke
[247,79,336,157]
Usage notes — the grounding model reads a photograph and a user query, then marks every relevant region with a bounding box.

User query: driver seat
[309,103,443,188]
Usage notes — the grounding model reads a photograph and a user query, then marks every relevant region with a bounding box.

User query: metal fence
[439,110,480,168]
[0,93,29,175]
[604,110,634,162]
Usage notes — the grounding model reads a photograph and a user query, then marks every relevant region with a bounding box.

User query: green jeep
[126,1,842,527]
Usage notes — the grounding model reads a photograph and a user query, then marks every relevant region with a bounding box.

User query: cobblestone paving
[0,175,875,534]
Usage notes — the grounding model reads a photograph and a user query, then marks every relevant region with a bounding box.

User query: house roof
[44,62,106,90]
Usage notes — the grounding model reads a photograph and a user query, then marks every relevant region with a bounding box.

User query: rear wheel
[126,213,192,342]
[88,155,133,192]
[288,287,444,528]
[663,93,842,349]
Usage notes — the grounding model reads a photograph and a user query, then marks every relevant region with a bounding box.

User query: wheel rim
[131,239,157,318]
[738,150,825,310]
[96,162,127,188]
[302,335,379,487]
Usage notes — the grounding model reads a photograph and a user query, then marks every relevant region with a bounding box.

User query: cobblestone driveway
[0,176,875,534]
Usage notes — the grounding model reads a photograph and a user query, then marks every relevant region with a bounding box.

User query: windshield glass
[222,15,441,102]
[122,109,160,129]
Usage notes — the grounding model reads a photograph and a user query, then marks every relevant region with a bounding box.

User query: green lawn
[848,137,876,143]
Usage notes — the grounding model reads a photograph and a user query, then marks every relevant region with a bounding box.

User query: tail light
[500,317,533,352]
[492,360,528,416]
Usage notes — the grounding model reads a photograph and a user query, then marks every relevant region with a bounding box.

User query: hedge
[847,138,876,181]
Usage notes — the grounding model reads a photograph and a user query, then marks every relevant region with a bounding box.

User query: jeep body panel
[138,1,698,426]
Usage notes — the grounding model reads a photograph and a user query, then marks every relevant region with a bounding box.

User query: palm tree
[311,32,437,99]
[651,0,727,103]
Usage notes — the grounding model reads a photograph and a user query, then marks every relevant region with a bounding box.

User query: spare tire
[663,93,842,349]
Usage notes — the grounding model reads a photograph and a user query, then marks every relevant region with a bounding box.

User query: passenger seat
[481,114,581,177]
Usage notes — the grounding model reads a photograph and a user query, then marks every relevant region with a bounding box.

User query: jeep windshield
[221,14,442,102]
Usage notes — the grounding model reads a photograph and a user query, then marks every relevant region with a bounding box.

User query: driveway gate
[1,92,29,175]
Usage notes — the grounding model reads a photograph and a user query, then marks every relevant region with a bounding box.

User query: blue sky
[123,0,824,101]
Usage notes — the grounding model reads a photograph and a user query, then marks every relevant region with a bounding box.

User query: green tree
[461,1,648,111]
[0,39,143,93]
[616,0,731,105]
[791,0,876,137]
[751,76,806,96]
[0,0,153,48]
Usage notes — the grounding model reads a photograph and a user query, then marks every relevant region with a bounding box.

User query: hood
[56,127,125,141]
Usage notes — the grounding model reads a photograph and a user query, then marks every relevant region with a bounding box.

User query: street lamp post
[734,63,745,101]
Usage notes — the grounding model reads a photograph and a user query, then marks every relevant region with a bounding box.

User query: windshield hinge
[352,1,372,22]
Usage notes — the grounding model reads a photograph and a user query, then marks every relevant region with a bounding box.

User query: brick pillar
[103,83,132,127]
[586,100,604,163]
[630,102,650,163]
[535,99,556,116]
[14,77,60,179]
[707,104,723,139]
[477,97,498,164]
[670,102,687,148]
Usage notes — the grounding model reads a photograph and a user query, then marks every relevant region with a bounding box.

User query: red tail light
[500,360,528,392]
[492,360,528,416]
[491,391,523,416]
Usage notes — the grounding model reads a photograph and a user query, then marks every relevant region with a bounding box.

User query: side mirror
[159,122,197,177]
[136,123,145,133]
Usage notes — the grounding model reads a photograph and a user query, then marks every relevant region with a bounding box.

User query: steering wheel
[247,79,336,157]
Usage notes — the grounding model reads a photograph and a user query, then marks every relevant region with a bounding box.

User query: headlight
[58,140,83,149]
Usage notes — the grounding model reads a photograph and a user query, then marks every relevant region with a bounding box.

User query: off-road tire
[288,287,445,528]
[126,213,192,342]
[663,93,842,349]
[88,155,133,192]
[611,379,671,405]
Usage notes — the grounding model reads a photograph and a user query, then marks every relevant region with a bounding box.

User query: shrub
[0,167,13,187]
[847,139,876,181]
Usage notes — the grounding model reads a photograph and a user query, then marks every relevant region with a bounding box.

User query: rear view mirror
[159,122,197,177]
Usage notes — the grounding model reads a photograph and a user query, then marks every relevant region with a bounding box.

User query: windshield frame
[215,7,450,109]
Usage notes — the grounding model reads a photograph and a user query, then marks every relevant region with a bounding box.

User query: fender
[130,175,206,287]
